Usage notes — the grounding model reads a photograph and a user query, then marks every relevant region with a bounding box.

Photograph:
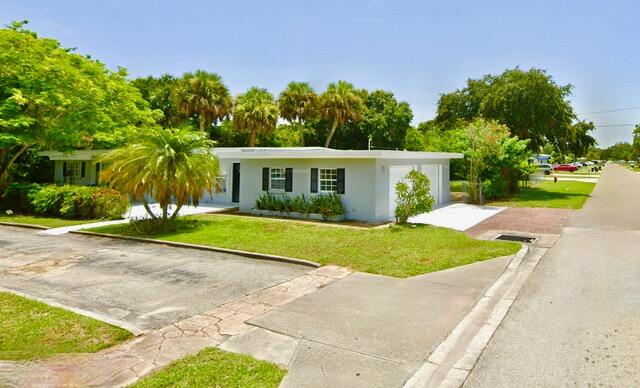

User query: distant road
[465,163,640,387]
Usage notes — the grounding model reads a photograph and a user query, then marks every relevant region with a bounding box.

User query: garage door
[421,164,441,204]
[389,165,416,217]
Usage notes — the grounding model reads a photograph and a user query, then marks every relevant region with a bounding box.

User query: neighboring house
[40,147,463,222]
[40,149,106,186]
[531,153,552,164]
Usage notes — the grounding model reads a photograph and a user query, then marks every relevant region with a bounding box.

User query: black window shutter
[62,162,67,177]
[310,168,318,193]
[336,168,345,194]
[262,168,269,191]
[81,162,86,178]
[285,168,293,192]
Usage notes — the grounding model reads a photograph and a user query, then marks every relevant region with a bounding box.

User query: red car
[554,164,578,172]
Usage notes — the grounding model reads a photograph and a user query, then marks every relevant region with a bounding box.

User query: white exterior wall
[53,160,100,186]
[374,158,451,221]
[236,158,377,221]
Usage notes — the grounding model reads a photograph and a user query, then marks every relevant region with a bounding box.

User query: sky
[4,0,640,147]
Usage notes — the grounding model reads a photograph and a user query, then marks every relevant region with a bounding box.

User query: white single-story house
[40,147,463,222]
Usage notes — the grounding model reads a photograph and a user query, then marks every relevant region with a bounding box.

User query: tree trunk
[161,204,168,221]
[324,120,339,148]
[199,112,206,132]
[142,199,157,220]
[249,129,257,147]
[0,144,32,191]
[298,120,305,146]
[170,204,183,220]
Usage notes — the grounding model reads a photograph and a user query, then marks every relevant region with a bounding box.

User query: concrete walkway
[0,266,351,387]
[39,203,234,235]
[409,203,506,231]
[465,164,640,387]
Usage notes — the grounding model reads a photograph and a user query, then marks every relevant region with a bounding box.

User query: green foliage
[26,185,129,219]
[404,127,427,151]
[172,70,232,132]
[318,81,365,148]
[482,136,534,200]
[394,170,435,224]
[254,193,345,217]
[91,189,130,220]
[131,74,183,128]
[0,21,155,187]
[233,87,279,147]
[100,127,219,221]
[0,182,42,212]
[278,82,318,146]
[433,68,575,151]
[565,121,597,159]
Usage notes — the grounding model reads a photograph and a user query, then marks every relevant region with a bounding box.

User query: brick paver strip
[465,207,572,237]
[1,265,352,387]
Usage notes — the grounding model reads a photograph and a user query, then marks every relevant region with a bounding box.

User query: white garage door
[389,165,416,217]
[421,164,441,204]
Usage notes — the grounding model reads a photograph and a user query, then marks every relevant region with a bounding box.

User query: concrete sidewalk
[465,164,640,387]
[225,254,517,387]
[409,203,506,231]
[39,203,234,235]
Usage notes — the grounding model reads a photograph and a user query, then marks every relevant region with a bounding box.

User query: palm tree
[318,80,365,148]
[173,70,232,132]
[99,127,220,221]
[278,82,318,146]
[233,87,279,147]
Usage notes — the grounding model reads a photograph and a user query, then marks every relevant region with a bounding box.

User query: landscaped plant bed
[251,209,345,222]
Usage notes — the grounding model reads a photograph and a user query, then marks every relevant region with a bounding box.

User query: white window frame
[65,161,82,178]
[269,167,286,192]
[318,168,338,193]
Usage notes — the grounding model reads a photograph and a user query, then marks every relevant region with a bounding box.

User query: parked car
[554,164,578,172]
[537,164,553,175]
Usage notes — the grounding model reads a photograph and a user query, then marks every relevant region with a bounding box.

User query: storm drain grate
[495,234,536,243]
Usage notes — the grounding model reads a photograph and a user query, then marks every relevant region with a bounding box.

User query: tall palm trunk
[249,129,257,147]
[298,120,305,146]
[199,111,207,132]
[324,120,339,148]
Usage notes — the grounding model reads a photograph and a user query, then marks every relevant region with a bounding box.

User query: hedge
[1,183,129,220]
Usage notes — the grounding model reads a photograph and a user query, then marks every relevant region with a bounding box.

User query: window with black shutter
[285,168,293,192]
[336,168,345,194]
[262,167,269,191]
[310,168,318,193]
[81,162,86,178]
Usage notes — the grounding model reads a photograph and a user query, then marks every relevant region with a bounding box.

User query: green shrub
[254,193,345,217]
[91,189,130,219]
[1,183,42,213]
[28,184,129,220]
[30,185,66,216]
[394,170,435,224]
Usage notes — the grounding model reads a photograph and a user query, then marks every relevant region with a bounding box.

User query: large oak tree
[0,21,155,188]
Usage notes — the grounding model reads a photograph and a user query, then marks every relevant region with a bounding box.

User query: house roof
[40,147,463,161]
[212,147,463,160]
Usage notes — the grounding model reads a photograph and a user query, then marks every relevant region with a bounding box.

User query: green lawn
[0,292,132,360]
[92,215,519,278]
[0,214,95,228]
[450,180,465,192]
[489,181,595,209]
[132,347,285,388]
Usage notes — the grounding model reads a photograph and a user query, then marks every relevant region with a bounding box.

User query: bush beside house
[254,193,346,220]
[394,170,435,224]
[1,183,129,220]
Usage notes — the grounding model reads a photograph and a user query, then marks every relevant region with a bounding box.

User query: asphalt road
[465,164,640,387]
[0,227,308,330]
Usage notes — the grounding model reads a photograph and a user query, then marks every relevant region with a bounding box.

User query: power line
[577,106,640,115]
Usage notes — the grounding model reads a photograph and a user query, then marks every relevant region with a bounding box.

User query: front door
[231,163,240,203]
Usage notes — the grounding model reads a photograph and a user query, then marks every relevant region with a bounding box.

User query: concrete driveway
[0,226,308,331]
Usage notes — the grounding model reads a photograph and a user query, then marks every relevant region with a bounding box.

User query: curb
[0,286,145,336]
[0,221,49,230]
[70,230,321,268]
